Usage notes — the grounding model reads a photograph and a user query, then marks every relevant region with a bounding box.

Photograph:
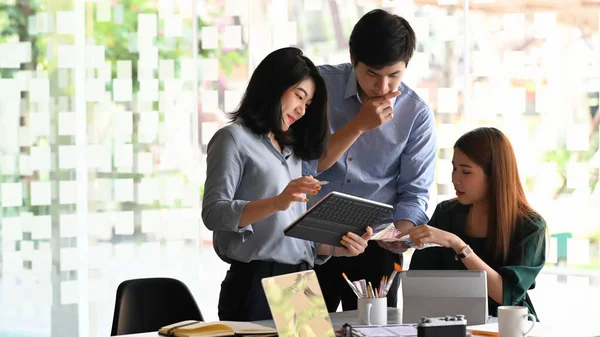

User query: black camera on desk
[417,315,467,337]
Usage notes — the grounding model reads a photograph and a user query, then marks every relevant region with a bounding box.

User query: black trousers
[314,241,402,312]
[218,259,310,321]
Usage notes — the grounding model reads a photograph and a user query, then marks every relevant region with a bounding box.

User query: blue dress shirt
[303,63,437,226]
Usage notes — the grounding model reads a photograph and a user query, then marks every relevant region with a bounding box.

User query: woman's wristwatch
[455,244,473,260]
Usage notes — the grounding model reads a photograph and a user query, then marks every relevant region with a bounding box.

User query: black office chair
[110,277,204,336]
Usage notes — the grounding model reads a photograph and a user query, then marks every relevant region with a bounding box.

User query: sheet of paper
[138,111,159,143]
[113,211,134,235]
[57,45,75,69]
[1,182,22,207]
[29,112,50,137]
[1,216,22,242]
[89,242,111,269]
[222,25,242,49]
[61,280,78,305]
[566,124,590,151]
[201,90,219,113]
[86,45,105,69]
[30,79,50,102]
[1,154,16,175]
[566,163,589,189]
[60,248,78,272]
[113,111,133,142]
[436,159,453,184]
[56,11,76,35]
[136,152,154,174]
[59,181,77,205]
[58,145,77,170]
[19,154,32,176]
[352,325,417,336]
[114,143,133,169]
[100,60,113,83]
[159,59,175,80]
[138,46,158,70]
[32,215,51,240]
[138,79,159,102]
[200,58,219,81]
[141,210,161,233]
[114,179,134,202]
[439,15,457,41]
[137,13,157,37]
[60,214,77,238]
[179,58,195,80]
[201,26,218,49]
[163,14,183,37]
[21,240,34,260]
[503,13,525,40]
[304,0,322,11]
[86,78,106,102]
[437,88,458,113]
[30,181,51,206]
[58,112,76,136]
[0,43,20,68]
[117,60,132,79]
[96,1,112,22]
[112,78,132,102]
[30,146,51,172]
[224,89,242,113]
[113,4,124,24]
[32,250,52,275]
[138,178,159,205]
[93,178,112,202]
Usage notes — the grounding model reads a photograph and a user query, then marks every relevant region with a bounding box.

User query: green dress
[409,199,547,320]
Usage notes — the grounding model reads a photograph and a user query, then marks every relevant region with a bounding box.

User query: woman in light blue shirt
[202,47,373,321]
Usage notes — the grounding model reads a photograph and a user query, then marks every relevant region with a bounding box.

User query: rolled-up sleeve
[201,128,253,236]
[302,159,319,177]
[393,107,437,226]
[498,221,546,307]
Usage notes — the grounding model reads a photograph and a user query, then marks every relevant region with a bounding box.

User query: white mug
[357,297,387,325]
[498,306,536,337]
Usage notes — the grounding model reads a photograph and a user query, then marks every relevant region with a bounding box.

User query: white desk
[116,309,401,337]
[116,309,600,337]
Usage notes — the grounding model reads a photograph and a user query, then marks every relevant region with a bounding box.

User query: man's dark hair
[349,9,416,68]
[230,47,329,161]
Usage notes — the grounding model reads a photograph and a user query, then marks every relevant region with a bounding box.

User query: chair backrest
[111,277,203,336]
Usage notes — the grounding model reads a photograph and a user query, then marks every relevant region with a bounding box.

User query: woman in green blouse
[404,127,546,319]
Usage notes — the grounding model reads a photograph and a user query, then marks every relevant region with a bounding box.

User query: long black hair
[230,47,329,161]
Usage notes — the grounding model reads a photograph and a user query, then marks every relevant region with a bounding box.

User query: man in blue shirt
[303,9,437,311]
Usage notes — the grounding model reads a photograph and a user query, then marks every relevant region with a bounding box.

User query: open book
[158,320,277,337]
[370,224,441,249]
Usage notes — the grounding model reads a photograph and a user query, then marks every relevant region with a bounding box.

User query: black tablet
[283,191,394,247]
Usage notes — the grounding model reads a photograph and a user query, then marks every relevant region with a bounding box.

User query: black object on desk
[417,315,467,337]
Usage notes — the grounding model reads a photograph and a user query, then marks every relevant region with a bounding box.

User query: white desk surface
[116,308,600,337]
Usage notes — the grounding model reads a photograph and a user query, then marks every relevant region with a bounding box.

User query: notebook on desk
[158,320,276,337]
[261,270,336,337]
[284,191,394,247]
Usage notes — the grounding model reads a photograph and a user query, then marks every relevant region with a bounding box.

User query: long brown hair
[454,127,541,264]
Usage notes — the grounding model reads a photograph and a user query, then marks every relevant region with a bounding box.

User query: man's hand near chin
[376,219,415,254]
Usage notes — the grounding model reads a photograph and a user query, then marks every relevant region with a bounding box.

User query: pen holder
[357,297,387,325]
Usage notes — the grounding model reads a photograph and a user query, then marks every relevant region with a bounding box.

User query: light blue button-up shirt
[202,121,326,266]
[303,63,437,226]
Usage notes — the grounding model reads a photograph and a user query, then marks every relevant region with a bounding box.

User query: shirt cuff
[302,159,319,177]
[228,200,254,240]
[313,243,331,265]
[393,203,429,226]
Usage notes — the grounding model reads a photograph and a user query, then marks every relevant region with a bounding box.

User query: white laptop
[402,270,489,325]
